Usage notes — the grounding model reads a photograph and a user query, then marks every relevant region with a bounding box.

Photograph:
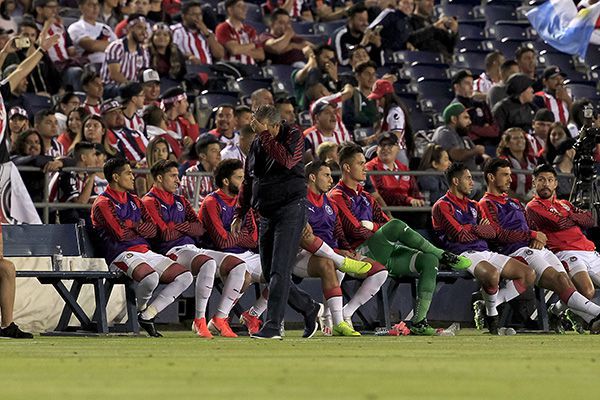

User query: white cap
[141,69,160,83]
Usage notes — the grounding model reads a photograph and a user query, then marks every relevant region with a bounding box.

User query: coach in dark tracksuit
[234,105,321,339]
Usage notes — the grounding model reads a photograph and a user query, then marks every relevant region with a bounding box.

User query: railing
[15,165,584,224]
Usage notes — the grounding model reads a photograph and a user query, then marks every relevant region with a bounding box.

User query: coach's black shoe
[486,315,499,335]
[588,314,600,334]
[0,323,33,339]
[251,330,283,340]
[302,303,324,338]
[138,313,163,337]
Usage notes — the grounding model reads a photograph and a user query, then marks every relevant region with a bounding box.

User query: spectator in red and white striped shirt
[81,70,104,116]
[102,99,148,163]
[216,0,265,65]
[303,98,351,157]
[162,87,199,152]
[534,66,572,126]
[472,51,504,99]
[171,0,224,65]
[100,13,150,89]
[33,0,77,68]
[121,82,146,134]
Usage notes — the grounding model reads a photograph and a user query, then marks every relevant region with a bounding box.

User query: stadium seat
[410,110,432,132]
[314,20,346,36]
[292,21,315,35]
[395,92,419,113]
[475,4,518,26]
[585,44,600,70]
[264,64,296,94]
[217,1,263,21]
[246,19,267,33]
[458,23,486,40]
[531,39,560,55]
[22,93,53,117]
[488,23,530,41]
[235,77,273,97]
[492,39,531,58]
[402,63,449,81]
[456,38,494,52]
[567,84,600,101]
[298,34,326,45]
[416,79,454,113]
[390,51,442,65]
[437,3,476,20]
[62,16,78,28]
[455,50,487,71]
[197,91,239,108]
[540,51,590,81]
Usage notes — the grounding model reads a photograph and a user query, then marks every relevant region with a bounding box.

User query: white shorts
[555,250,600,282]
[509,247,566,284]
[292,249,313,278]
[461,250,512,275]
[166,244,214,268]
[197,249,262,282]
[110,249,174,278]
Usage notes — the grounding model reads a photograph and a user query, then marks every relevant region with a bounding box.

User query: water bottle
[52,246,63,272]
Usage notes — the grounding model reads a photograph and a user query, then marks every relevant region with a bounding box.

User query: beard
[228,182,239,195]
[456,124,470,136]
[537,188,553,199]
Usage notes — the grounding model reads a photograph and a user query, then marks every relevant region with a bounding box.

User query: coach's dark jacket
[237,122,306,218]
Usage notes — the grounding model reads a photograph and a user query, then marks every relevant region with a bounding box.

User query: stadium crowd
[1,0,600,339]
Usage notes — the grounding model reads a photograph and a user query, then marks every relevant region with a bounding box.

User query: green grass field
[1,330,599,399]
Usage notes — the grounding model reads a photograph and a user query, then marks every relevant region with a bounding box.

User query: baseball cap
[9,107,27,120]
[506,73,534,96]
[442,102,467,123]
[310,99,333,116]
[542,65,567,80]
[367,79,394,100]
[451,69,473,86]
[141,69,160,84]
[378,132,398,146]
[195,133,222,154]
[101,99,124,115]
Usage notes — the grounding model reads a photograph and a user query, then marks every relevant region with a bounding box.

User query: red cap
[367,79,394,100]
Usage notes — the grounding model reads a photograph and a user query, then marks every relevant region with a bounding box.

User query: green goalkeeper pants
[358,219,442,323]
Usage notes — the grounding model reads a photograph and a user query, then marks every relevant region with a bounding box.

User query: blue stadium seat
[438,3,476,20]
[416,79,454,113]
[395,92,419,113]
[235,77,273,97]
[476,5,518,26]
[410,110,432,132]
[392,51,442,65]
[403,63,449,81]
[298,34,326,45]
[246,19,267,33]
[62,16,78,28]
[455,50,487,71]
[264,64,296,94]
[492,38,530,58]
[540,51,589,81]
[160,78,179,93]
[22,93,53,117]
[292,21,315,35]
[197,91,239,109]
[488,23,530,41]
[315,20,346,36]
[585,44,600,69]
[567,84,600,101]
[531,39,560,54]
[458,23,486,39]
[456,38,494,52]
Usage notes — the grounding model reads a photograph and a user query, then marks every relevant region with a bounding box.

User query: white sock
[343,270,388,318]
[249,288,268,317]
[136,272,159,312]
[143,272,193,319]
[312,241,345,268]
[497,280,520,304]
[481,288,499,317]
[326,294,343,325]
[215,264,246,319]
[195,259,216,319]
[567,292,600,322]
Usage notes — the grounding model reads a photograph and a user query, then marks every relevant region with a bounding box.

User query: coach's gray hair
[254,105,281,125]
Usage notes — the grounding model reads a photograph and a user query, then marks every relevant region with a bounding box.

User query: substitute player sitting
[305,160,388,335]
[526,164,600,333]
[330,143,471,335]
[91,158,193,337]
[142,159,231,339]
[479,159,600,333]
[432,162,534,334]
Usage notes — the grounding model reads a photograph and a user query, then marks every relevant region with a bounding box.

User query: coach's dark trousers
[258,199,316,334]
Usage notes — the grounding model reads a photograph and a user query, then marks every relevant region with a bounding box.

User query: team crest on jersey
[176,201,183,211]
[126,253,133,259]
[509,201,520,209]
[475,108,484,117]
[525,249,533,256]
[401,176,410,181]
[130,201,137,210]
[324,204,334,215]
[470,208,477,219]
[570,256,578,262]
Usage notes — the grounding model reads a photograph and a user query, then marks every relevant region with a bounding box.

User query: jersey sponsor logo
[307,206,315,213]
[126,253,133,258]
[176,201,183,211]
[324,204,334,215]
